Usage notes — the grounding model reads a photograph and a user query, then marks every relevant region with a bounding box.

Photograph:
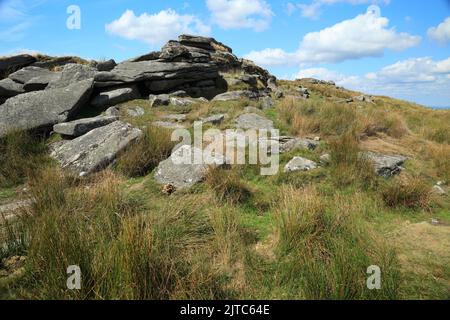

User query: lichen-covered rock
[201,114,225,125]
[0,79,94,137]
[51,121,142,176]
[53,116,118,137]
[361,151,407,177]
[284,157,318,173]
[47,63,97,89]
[154,145,226,189]
[212,90,258,101]
[235,113,274,130]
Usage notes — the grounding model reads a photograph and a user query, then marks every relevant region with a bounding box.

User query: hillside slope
[0,35,449,300]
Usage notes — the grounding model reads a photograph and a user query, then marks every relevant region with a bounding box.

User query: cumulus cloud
[105,9,211,46]
[245,6,420,66]
[288,0,390,19]
[428,17,450,44]
[206,0,273,31]
[295,56,450,106]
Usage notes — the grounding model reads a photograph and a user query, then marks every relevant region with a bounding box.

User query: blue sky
[1,0,450,107]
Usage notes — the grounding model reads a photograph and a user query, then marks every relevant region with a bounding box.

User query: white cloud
[105,9,211,46]
[245,6,420,66]
[428,17,450,44]
[294,56,450,106]
[206,0,273,31]
[288,0,390,19]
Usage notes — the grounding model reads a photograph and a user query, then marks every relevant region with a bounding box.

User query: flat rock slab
[0,78,24,98]
[126,106,145,117]
[161,114,188,122]
[51,121,142,176]
[94,61,219,87]
[235,113,274,130]
[53,116,118,137]
[0,79,94,137]
[258,136,318,154]
[8,66,53,84]
[23,72,61,91]
[152,121,185,130]
[284,157,318,173]
[47,64,97,89]
[201,114,225,125]
[91,85,140,108]
[212,90,258,101]
[154,145,226,189]
[361,151,407,177]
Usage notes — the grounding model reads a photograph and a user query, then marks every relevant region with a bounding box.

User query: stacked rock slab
[0,79,94,137]
[51,121,142,176]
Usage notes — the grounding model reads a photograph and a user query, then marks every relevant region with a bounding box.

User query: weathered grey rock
[433,185,446,195]
[201,114,225,125]
[178,35,233,53]
[361,151,407,178]
[170,97,195,107]
[235,113,274,130]
[47,63,97,89]
[152,121,185,130]
[260,96,274,109]
[0,199,33,222]
[154,145,226,189]
[23,72,61,91]
[257,136,318,155]
[0,54,36,77]
[51,121,142,176]
[149,94,170,107]
[0,79,94,137]
[161,114,187,122]
[31,56,85,69]
[273,90,284,99]
[95,59,117,72]
[53,116,118,137]
[91,85,140,108]
[320,153,331,164]
[127,51,161,63]
[94,61,219,88]
[0,78,24,98]
[212,90,258,101]
[354,95,374,103]
[8,66,52,84]
[126,106,145,117]
[284,157,318,173]
[105,106,120,117]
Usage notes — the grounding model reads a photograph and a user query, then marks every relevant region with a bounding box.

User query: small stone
[149,94,170,107]
[320,154,331,164]
[126,106,145,117]
[284,157,318,173]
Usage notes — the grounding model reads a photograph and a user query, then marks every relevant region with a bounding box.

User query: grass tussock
[429,144,450,182]
[0,131,52,188]
[380,176,433,210]
[12,168,229,299]
[274,186,400,299]
[115,126,175,177]
[328,131,377,189]
[206,167,252,205]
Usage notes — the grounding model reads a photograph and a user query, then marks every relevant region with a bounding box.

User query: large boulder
[154,144,226,189]
[361,151,407,177]
[95,59,117,72]
[51,121,142,176]
[0,54,36,78]
[235,113,274,130]
[0,79,94,137]
[91,85,140,108]
[0,78,25,98]
[284,157,318,173]
[47,63,97,89]
[53,116,118,137]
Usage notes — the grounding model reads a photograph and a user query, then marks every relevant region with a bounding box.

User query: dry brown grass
[380,176,433,210]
